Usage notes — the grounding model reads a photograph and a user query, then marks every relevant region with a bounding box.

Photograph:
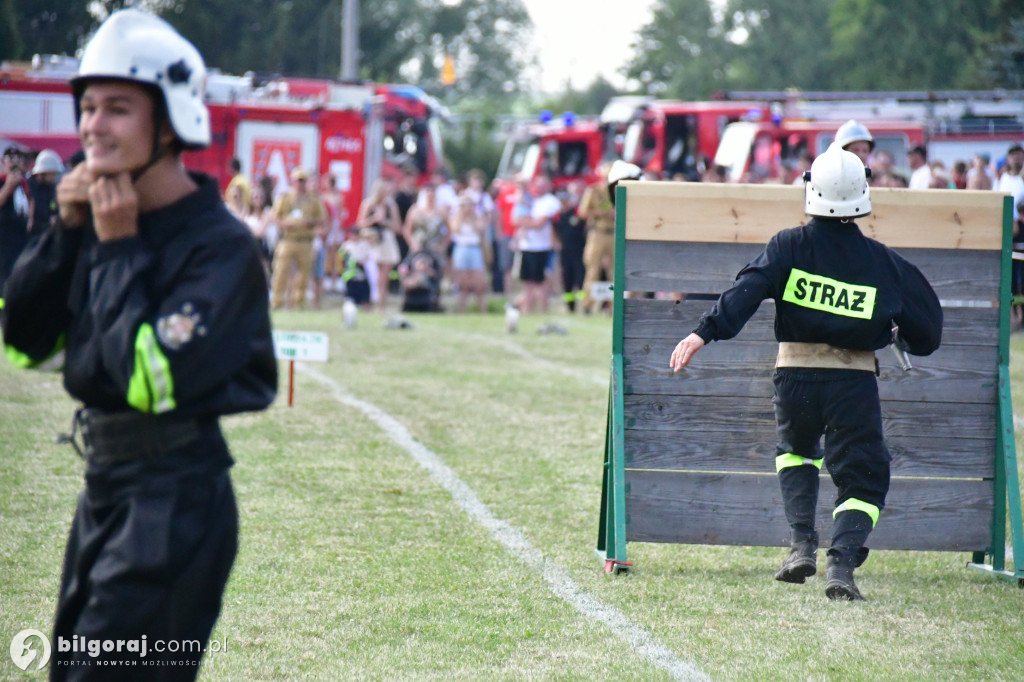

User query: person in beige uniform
[578,165,616,314]
[270,167,326,309]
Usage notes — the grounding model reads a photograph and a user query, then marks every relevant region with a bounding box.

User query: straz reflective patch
[782,268,876,319]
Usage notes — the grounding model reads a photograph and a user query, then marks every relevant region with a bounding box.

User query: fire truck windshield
[498,139,541,179]
[621,121,644,165]
[714,122,760,182]
[383,120,429,174]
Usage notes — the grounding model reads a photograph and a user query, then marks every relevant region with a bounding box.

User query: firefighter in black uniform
[669,144,942,601]
[1,9,276,679]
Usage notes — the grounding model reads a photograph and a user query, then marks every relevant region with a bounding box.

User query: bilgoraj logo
[10,629,51,671]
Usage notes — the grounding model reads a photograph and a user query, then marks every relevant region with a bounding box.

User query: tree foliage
[981,15,1024,89]
[624,0,1024,98]
[724,0,835,91]
[0,0,532,98]
[828,0,1000,90]
[624,0,734,99]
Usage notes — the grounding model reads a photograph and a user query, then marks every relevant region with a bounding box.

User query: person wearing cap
[1,9,276,677]
[578,163,616,314]
[270,165,327,309]
[669,144,942,601]
[834,119,874,167]
[0,146,31,295]
[27,149,65,235]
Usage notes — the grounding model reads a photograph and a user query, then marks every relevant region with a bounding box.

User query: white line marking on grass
[296,363,709,682]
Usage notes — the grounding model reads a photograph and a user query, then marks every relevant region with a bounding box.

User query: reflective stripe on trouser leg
[776,453,822,540]
[830,507,876,564]
[833,498,880,527]
[776,453,823,472]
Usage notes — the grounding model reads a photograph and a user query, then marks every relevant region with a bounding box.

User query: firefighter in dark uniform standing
[669,144,942,601]
[1,9,276,679]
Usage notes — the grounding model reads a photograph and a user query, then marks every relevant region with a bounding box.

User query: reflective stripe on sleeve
[4,334,66,370]
[127,323,176,413]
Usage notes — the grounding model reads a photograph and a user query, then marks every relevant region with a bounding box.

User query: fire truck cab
[494,112,607,189]
[608,97,770,180]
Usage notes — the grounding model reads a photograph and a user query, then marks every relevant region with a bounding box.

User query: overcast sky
[518,0,658,92]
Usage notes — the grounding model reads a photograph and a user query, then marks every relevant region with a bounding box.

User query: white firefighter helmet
[71,9,210,149]
[804,143,871,219]
[607,159,643,206]
[834,119,875,152]
[31,149,65,175]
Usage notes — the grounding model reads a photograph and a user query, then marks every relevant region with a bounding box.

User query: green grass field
[3,306,1024,681]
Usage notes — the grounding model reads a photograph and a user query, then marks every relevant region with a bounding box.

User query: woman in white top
[448,193,487,312]
[357,178,402,311]
[403,183,448,260]
[229,183,273,280]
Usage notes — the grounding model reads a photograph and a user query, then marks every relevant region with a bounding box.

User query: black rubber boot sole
[775,557,817,584]
[825,576,866,601]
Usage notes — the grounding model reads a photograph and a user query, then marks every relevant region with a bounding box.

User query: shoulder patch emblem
[156,306,202,350]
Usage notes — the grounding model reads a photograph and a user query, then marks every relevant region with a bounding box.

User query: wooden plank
[624,470,992,552]
[623,428,995,479]
[623,241,1001,301]
[623,336,999,404]
[622,395,995,479]
[621,181,1004,250]
[624,394,996,441]
[622,298,999,348]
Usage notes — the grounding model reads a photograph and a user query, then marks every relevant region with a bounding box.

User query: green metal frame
[968,195,1024,586]
[598,189,1024,583]
[597,186,630,572]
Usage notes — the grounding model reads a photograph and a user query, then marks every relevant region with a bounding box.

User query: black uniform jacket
[693,218,943,356]
[1,173,277,418]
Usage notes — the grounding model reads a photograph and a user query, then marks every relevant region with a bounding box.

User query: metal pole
[341,0,359,80]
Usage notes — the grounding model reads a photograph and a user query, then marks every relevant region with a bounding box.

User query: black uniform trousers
[50,436,237,682]
[772,367,890,553]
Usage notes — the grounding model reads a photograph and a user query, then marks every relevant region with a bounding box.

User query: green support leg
[968,195,1024,586]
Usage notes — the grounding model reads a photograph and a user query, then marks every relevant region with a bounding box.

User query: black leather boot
[825,552,866,601]
[775,532,818,584]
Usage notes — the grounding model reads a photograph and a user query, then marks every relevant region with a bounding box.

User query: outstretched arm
[670,333,706,372]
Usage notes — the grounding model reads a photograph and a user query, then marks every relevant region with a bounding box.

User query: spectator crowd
[2,137,1023,316]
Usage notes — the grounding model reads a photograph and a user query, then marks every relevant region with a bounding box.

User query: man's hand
[89,172,139,241]
[56,164,94,229]
[2,167,24,188]
[670,333,706,372]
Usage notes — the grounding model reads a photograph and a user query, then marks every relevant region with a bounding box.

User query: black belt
[58,408,207,463]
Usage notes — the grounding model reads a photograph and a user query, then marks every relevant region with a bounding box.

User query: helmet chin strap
[129,147,167,183]
[130,114,172,184]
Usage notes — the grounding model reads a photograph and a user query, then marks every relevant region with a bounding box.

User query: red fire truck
[607,97,771,179]
[713,117,927,183]
[494,111,608,190]
[713,89,1024,182]
[0,55,447,225]
[492,98,772,189]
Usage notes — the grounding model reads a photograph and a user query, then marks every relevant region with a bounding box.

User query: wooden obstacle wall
[599,182,1022,577]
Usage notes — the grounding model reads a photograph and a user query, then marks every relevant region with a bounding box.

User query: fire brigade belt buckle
[79,409,202,462]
